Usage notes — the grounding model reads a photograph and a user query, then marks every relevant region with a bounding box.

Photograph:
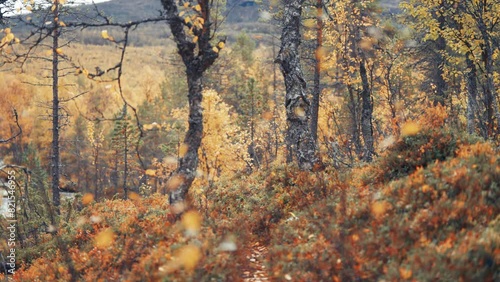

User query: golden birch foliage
[401,0,500,131]
[199,89,250,180]
[0,75,44,149]
[400,0,500,64]
[168,89,249,182]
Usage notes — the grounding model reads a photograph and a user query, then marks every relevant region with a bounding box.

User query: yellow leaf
[212,46,219,53]
[315,46,326,62]
[372,201,389,218]
[401,121,420,137]
[183,2,190,8]
[359,37,374,51]
[179,143,189,158]
[128,192,141,201]
[101,30,109,39]
[94,228,114,249]
[164,156,178,165]
[217,41,225,49]
[192,36,198,43]
[166,174,184,191]
[179,11,185,17]
[177,245,201,271]
[182,210,202,236]
[303,19,316,28]
[145,169,156,177]
[82,193,94,205]
[184,17,191,24]
[399,267,412,279]
[194,4,201,12]
[294,106,306,118]
[51,4,56,11]
[170,201,186,215]
[421,184,432,193]
[5,33,14,43]
[262,111,273,121]
[26,5,32,11]
[58,21,66,27]
[4,28,11,34]
[55,48,63,55]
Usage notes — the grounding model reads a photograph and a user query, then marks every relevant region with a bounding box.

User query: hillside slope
[7,109,499,281]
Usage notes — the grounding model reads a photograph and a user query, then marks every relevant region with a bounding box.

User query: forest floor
[242,241,269,281]
[4,115,499,281]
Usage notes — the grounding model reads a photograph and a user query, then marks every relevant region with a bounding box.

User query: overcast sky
[2,0,112,16]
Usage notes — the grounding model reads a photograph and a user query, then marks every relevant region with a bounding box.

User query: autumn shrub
[203,163,336,239]
[379,128,459,181]
[264,141,499,281]
[374,106,481,183]
[11,194,243,281]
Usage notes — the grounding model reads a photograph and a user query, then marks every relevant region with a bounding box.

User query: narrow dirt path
[241,241,269,281]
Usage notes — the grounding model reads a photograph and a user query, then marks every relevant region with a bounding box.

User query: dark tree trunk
[433,4,447,107]
[113,152,119,195]
[465,53,482,136]
[276,0,319,170]
[123,118,128,199]
[168,74,203,204]
[51,2,61,214]
[347,85,362,158]
[310,0,323,143]
[385,62,398,122]
[477,18,499,137]
[433,38,447,106]
[359,58,374,162]
[162,0,221,206]
[93,145,99,200]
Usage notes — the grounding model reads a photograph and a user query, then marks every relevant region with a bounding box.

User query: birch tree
[161,0,225,206]
[276,0,320,170]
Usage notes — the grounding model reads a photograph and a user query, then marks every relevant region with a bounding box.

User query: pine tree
[110,106,139,199]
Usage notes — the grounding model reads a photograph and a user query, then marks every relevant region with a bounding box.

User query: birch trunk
[161,0,220,205]
[276,0,319,170]
[359,58,374,162]
[51,1,61,213]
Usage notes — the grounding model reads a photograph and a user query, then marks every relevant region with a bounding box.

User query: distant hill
[9,0,402,46]
[80,0,262,24]
[80,0,403,25]
[81,0,164,23]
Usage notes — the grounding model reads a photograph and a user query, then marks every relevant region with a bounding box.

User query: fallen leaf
[94,228,114,249]
[182,210,202,236]
[82,193,94,205]
[401,121,420,137]
[177,244,201,272]
[399,267,412,279]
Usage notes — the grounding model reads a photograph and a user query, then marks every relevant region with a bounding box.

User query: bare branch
[0,108,22,144]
